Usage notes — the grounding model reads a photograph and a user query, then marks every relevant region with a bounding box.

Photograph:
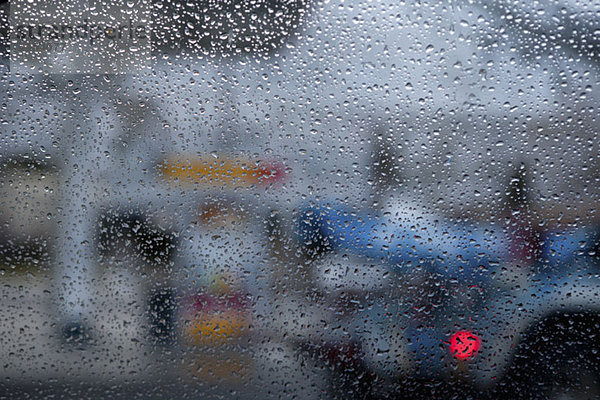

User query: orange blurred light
[160,156,286,187]
[184,311,250,345]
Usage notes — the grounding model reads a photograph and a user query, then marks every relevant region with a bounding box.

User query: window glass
[2,0,600,398]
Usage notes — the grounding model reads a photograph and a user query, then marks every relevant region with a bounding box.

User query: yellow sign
[184,311,250,346]
[160,156,285,187]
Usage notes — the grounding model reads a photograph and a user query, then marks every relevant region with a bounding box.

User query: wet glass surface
[2,0,600,398]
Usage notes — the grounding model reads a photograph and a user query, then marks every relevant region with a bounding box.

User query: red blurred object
[449,331,481,360]
[508,218,541,265]
[183,292,250,314]
[256,159,287,185]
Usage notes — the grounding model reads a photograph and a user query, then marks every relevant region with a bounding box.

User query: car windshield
[2,0,600,399]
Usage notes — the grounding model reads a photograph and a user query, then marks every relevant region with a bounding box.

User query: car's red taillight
[449,331,481,360]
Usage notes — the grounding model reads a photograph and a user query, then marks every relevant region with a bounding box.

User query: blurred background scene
[1,0,600,399]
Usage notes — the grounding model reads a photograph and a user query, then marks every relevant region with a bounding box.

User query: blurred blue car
[296,200,600,397]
